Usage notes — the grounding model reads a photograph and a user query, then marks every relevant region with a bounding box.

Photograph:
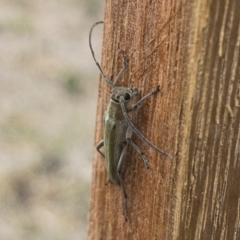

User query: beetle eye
[124,93,130,100]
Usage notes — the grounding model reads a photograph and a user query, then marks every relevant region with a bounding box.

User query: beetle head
[111,87,139,103]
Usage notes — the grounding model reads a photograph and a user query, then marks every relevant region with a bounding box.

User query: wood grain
[87,0,240,239]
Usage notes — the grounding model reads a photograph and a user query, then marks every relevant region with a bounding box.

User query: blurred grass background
[0,0,104,239]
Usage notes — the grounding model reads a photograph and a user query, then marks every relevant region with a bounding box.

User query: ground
[0,0,104,239]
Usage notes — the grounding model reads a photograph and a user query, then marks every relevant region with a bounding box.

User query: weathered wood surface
[88,0,240,239]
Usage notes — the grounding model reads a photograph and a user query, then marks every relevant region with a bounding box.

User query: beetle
[89,21,172,221]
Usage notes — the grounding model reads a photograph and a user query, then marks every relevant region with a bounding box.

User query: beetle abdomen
[104,115,128,184]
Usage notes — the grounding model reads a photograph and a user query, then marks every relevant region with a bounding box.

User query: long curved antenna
[89,21,114,88]
[119,96,172,159]
[114,51,127,86]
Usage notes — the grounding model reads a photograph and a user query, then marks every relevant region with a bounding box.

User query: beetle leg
[117,142,128,221]
[119,96,172,159]
[125,127,149,168]
[96,139,105,158]
[114,51,127,86]
[127,85,160,112]
[97,140,112,185]
[127,138,149,169]
[104,179,111,185]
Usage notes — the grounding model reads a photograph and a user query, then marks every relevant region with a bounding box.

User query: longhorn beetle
[89,21,172,221]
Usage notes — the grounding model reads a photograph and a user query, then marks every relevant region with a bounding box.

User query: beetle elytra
[89,21,172,221]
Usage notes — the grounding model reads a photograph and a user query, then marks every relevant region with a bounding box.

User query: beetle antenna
[119,97,172,159]
[89,21,114,88]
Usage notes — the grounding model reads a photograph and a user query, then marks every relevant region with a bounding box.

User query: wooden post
[87,0,240,239]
